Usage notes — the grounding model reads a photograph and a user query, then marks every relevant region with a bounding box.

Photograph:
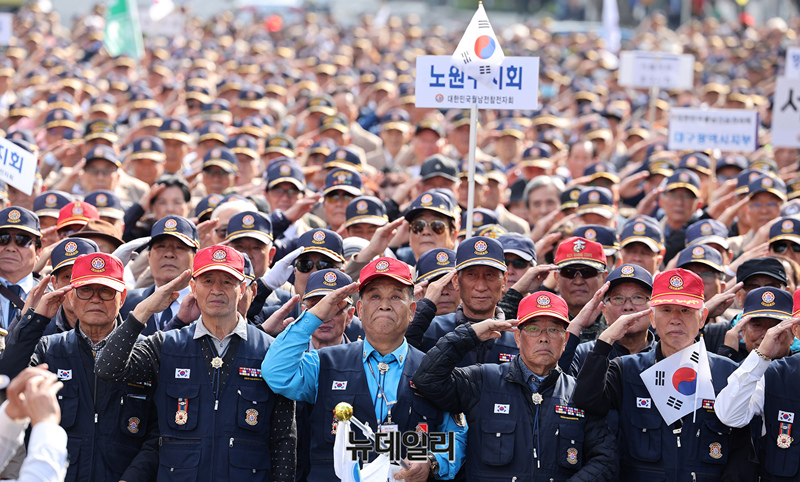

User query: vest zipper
[691,472,696,481]
[229,437,234,447]
[215,399,219,411]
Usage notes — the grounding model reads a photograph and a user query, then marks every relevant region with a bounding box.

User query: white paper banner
[772,76,800,148]
[668,107,759,152]
[619,51,695,90]
[0,137,38,195]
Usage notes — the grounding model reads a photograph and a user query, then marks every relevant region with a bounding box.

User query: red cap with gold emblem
[651,268,704,308]
[57,201,100,231]
[70,253,126,292]
[518,291,570,326]
[554,236,606,271]
[359,257,413,289]
[193,245,245,281]
[793,287,800,318]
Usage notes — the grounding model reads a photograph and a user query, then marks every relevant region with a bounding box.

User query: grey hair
[523,175,566,208]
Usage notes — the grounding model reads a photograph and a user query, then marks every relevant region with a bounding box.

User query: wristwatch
[428,453,440,475]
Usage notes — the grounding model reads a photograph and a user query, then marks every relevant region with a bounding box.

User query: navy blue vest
[422,315,519,367]
[465,362,587,480]
[306,341,445,482]
[43,329,154,482]
[618,350,737,481]
[762,353,800,480]
[155,323,277,481]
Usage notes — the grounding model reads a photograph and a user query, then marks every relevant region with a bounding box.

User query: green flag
[104,0,144,60]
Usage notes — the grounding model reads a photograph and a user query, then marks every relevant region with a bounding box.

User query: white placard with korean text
[786,47,800,78]
[668,108,759,152]
[618,51,695,90]
[772,77,800,147]
[415,55,539,110]
[0,137,37,195]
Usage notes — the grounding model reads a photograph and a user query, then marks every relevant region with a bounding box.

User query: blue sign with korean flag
[415,55,539,110]
[0,136,38,195]
[641,340,716,425]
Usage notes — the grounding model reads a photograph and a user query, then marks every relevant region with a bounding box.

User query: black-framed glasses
[772,242,800,254]
[521,325,566,338]
[604,295,650,306]
[296,257,339,273]
[0,233,35,248]
[75,285,117,301]
[410,219,447,235]
[505,258,531,270]
[559,266,603,279]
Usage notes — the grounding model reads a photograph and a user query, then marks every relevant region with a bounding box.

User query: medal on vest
[532,393,543,405]
[211,357,223,369]
[175,398,188,425]
[778,422,793,449]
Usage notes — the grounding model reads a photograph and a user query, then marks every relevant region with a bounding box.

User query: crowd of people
[0,1,799,481]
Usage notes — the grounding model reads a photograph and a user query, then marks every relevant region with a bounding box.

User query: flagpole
[465,102,478,238]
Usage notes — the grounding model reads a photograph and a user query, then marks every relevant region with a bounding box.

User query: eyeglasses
[0,233,35,248]
[604,295,650,306]
[75,285,117,301]
[296,257,340,273]
[325,192,355,203]
[521,324,566,338]
[664,190,696,201]
[505,258,531,270]
[750,200,781,210]
[85,167,117,177]
[559,266,603,279]
[204,169,230,178]
[410,219,447,235]
[772,242,800,254]
[695,271,722,284]
[270,187,301,198]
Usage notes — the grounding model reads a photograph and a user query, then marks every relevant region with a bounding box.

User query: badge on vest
[499,353,514,362]
[175,398,188,425]
[451,413,466,427]
[709,442,722,459]
[239,367,262,379]
[409,380,416,389]
[175,368,190,379]
[494,404,510,414]
[636,397,651,408]
[127,417,140,434]
[332,380,347,390]
[566,447,578,465]
[415,423,428,436]
[555,405,585,418]
[245,408,258,426]
[779,410,795,423]
[57,369,72,381]
[702,399,715,411]
[778,422,794,449]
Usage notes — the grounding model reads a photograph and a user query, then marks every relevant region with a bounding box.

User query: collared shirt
[76,317,120,360]
[517,358,547,394]
[0,401,68,481]
[193,313,248,355]
[155,286,190,328]
[0,273,33,329]
[263,310,466,479]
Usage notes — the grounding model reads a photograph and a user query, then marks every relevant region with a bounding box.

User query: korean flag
[640,340,716,426]
[450,2,505,89]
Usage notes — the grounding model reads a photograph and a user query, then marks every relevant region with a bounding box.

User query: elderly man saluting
[412,290,617,480]
[574,268,756,480]
[96,245,296,481]
[263,257,466,481]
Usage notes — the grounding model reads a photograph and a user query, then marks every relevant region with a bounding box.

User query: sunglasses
[296,257,339,273]
[325,192,355,203]
[410,219,447,235]
[75,285,117,301]
[772,242,800,254]
[505,258,531,270]
[0,233,35,248]
[559,266,603,279]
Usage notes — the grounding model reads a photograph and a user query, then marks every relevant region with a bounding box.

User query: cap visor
[557,259,606,271]
[263,147,295,157]
[456,259,507,273]
[620,237,662,253]
[324,185,363,197]
[301,247,345,263]
[152,232,199,249]
[693,235,730,250]
[519,310,569,325]
[227,231,273,245]
[415,266,455,284]
[666,183,700,197]
[71,275,126,292]
[504,249,534,262]
[650,294,704,308]
[678,258,723,273]
[325,161,364,172]
[268,177,305,190]
[97,208,125,219]
[193,264,245,282]
[404,206,456,222]
[359,272,413,288]
[769,234,800,245]
[0,224,41,237]
[204,161,237,173]
[576,206,615,219]
[421,172,458,182]
[742,309,792,321]
[344,216,388,228]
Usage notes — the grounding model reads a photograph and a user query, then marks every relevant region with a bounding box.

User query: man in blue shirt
[263,256,466,481]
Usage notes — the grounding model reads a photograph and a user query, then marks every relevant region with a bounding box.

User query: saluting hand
[568,282,609,338]
[471,318,518,342]
[308,283,360,322]
[33,282,73,320]
[132,269,192,324]
[597,309,651,346]
[757,316,800,360]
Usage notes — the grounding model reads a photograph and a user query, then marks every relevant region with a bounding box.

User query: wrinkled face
[650,305,705,355]
[293,252,343,296]
[357,278,416,347]
[202,166,236,195]
[345,223,380,242]
[743,317,784,354]
[555,264,607,314]
[514,317,568,374]
[323,191,354,231]
[602,282,651,330]
[149,236,195,287]
[191,271,245,319]
[660,188,699,227]
[747,192,782,229]
[527,185,560,222]
[412,130,442,161]
[504,253,531,287]
[620,242,662,275]
[152,186,190,219]
[408,212,454,260]
[454,266,507,318]
[304,295,355,347]
[229,237,273,279]
[267,182,303,213]
[0,228,40,283]
[82,159,120,191]
[69,283,126,328]
[131,158,164,186]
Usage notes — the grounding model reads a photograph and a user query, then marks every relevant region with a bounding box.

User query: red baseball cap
[793,287,800,318]
[193,245,245,281]
[57,201,100,231]
[359,257,413,289]
[70,252,126,292]
[518,291,570,326]
[651,268,704,309]
[554,236,607,271]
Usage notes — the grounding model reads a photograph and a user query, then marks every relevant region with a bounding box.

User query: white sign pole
[649,86,659,125]
[465,103,478,238]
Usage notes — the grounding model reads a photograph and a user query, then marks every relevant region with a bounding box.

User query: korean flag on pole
[640,340,716,426]
[450,2,505,89]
